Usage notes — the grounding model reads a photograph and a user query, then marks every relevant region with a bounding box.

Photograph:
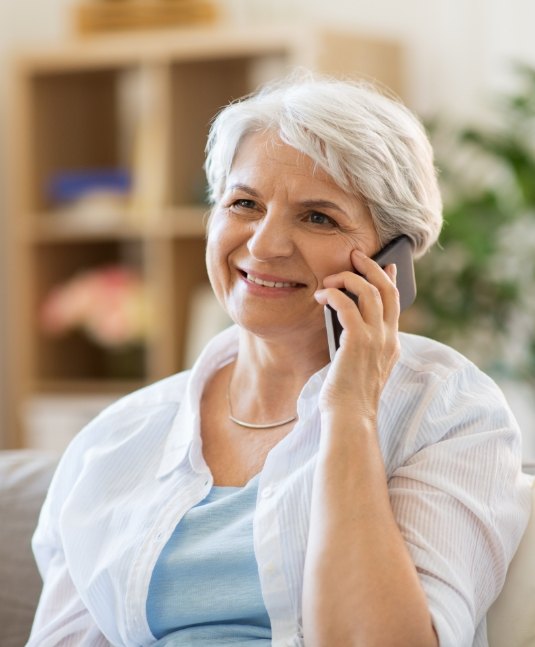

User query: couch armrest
[0,450,59,647]
[487,476,535,646]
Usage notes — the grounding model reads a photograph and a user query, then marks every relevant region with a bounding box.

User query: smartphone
[324,235,416,361]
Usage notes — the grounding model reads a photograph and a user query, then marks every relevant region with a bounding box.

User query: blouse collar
[156,324,330,478]
[156,325,239,478]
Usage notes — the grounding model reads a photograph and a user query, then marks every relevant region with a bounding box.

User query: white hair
[204,72,442,257]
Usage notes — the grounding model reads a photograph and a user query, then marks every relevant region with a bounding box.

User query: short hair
[204,72,442,258]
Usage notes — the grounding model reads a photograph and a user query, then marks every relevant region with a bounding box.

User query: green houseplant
[411,64,535,383]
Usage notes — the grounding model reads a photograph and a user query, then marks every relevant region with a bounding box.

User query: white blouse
[28,325,532,647]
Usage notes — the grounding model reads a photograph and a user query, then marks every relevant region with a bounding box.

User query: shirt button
[261,485,274,498]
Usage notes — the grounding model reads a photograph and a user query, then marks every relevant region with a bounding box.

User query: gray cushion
[487,477,535,646]
[0,450,58,647]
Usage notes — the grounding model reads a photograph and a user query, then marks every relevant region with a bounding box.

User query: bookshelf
[5,25,404,448]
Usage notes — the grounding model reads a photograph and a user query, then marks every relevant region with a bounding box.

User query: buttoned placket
[125,461,213,645]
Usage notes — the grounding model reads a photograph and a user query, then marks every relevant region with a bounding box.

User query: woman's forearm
[302,412,438,647]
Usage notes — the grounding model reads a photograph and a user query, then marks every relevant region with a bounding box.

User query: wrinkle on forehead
[236,130,322,177]
[232,131,342,194]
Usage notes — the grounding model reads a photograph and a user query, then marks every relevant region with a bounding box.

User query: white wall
[226,0,535,118]
[1,0,534,446]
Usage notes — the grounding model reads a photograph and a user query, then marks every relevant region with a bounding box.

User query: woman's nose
[246,211,295,260]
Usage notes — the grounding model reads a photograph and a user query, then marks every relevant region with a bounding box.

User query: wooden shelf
[6,25,404,449]
[32,378,143,396]
[24,206,207,242]
[14,26,294,72]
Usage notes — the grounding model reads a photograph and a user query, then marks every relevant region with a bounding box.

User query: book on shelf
[74,0,219,36]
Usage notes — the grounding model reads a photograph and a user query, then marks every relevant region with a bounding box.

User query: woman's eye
[307,212,337,227]
[231,199,256,210]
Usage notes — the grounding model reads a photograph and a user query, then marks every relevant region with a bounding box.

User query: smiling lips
[243,271,303,289]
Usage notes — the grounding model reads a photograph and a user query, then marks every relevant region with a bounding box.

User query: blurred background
[1,0,534,462]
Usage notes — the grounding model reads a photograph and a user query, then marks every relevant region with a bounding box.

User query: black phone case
[324,235,416,360]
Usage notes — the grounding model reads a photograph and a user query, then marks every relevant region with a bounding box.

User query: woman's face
[206,131,380,343]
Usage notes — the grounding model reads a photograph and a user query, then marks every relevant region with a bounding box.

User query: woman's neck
[228,327,330,423]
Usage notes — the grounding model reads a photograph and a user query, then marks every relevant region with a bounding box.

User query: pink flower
[40,266,151,347]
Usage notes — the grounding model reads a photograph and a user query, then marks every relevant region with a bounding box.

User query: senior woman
[28,74,530,647]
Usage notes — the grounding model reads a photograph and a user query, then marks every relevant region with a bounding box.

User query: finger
[316,289,365,357]
[314,286,364,328]
[314,285,388,345]
[348,250,400,325]
[381,263,400,327]
[320,274,384,327]
[321,269,386,326]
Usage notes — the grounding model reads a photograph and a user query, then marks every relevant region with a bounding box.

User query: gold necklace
[226,377,297,430]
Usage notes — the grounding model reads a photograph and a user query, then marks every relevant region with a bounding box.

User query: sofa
[0,451,59,646]
[0,450,534,647]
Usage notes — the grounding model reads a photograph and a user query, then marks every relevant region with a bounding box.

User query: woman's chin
[234,311,327,347]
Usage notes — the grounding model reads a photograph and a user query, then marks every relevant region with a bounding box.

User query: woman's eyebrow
[228,183,261,197]
[299,199,348,215]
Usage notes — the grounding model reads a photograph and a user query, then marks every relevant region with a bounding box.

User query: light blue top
[146,474,272,645]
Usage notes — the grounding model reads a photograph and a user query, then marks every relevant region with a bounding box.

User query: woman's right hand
[313,248,400,424]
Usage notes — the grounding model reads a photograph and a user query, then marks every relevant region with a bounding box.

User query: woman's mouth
[246,273,299,288]
[239,270,304,289]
